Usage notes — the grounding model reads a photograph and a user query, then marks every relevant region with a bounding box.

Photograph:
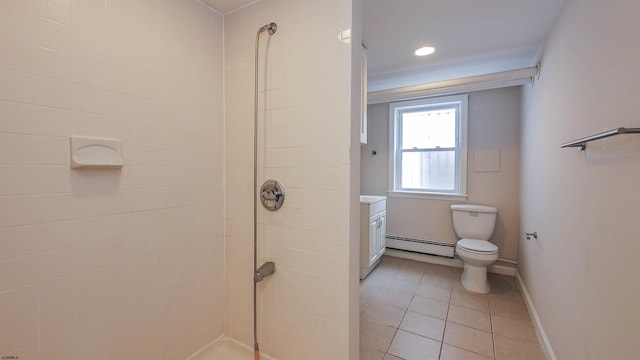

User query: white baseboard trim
[515,271,557,360]
[488,260,517,276]
[385,249,517,276]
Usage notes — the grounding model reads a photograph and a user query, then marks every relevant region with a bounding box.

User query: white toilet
[451,204,499,293]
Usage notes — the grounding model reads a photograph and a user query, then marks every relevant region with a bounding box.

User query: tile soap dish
[70,136,123,169]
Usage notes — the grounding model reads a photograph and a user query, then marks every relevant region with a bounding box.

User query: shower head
[259,22,277,35]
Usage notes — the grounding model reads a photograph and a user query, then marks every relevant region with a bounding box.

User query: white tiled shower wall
[224,0,356,359]
[0,1,225,359]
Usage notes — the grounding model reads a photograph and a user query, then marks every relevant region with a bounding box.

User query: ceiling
[200,0,254,14]
[364,0,566,90]
[202,0,567,91]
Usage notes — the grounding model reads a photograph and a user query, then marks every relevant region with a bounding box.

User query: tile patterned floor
[360,256,547,360]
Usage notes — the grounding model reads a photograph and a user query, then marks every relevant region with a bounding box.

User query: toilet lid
[457,239,498,254]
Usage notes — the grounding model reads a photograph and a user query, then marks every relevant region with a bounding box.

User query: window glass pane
[401,108,456,149]
[401,151,455,191]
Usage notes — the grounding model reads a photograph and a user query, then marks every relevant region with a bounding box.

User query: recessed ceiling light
[414,46,435,56]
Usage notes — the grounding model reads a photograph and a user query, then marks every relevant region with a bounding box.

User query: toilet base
[460,263,490,293]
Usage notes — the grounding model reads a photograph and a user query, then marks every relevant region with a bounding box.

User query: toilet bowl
[455,239,498,293]
[451,205,499,294]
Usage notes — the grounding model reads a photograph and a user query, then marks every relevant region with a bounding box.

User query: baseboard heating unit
[386,235,455,258]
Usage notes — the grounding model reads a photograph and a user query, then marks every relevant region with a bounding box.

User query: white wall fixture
[474,149,501,172]
[69,136,124,169]
[360,44,368,144]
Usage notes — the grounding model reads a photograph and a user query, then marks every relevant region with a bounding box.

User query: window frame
[388,94,468,200]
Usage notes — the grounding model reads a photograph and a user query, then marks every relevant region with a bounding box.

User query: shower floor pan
[187,337,278,360]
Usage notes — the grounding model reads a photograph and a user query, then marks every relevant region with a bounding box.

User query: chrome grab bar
[561,127,640,150]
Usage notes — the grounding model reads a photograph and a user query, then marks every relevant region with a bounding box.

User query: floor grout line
[437,276,454,359]
[361,258,539,360]
[489,293,497,360]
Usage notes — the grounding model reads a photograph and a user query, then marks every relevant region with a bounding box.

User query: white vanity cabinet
[360,196,387,279]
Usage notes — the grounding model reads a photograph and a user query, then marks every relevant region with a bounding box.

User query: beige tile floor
[360,256,547,360]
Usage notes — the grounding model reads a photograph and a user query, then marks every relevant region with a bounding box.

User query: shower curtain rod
[368,65,540,105]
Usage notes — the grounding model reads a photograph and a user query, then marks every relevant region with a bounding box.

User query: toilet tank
[451,204,497,240]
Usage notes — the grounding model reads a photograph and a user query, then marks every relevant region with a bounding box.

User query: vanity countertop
[360,195,386,204]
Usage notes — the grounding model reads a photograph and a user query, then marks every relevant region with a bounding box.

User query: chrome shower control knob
[260,179,285,211]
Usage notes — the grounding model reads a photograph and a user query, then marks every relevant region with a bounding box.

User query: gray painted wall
[361,86,521,261]
[520,0,640,358]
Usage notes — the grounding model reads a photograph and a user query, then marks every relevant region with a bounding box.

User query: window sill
[387,191,468,201]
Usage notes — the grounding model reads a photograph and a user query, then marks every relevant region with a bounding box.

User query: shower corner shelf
[560,127,640,151]
[70,135,124,169]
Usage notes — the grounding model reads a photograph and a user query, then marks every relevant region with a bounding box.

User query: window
[389,94,468,200]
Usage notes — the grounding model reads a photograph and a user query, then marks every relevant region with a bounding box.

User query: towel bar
[560,127,640,150]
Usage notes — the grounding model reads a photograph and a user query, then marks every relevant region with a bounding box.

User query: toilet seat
[457,239,498,255]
